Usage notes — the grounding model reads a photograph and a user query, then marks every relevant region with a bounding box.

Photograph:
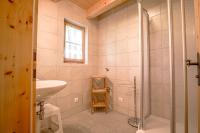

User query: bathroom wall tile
[129,52,140,67]
[116,30,128,41]
[161,13,168,30]
[151,101,162,117]
[150,15,161,33]
[116,94,129,109]
[98,55,107,66]
[116,53,129,67]
[37,31,58,50]
[127,37,138,52]
[99,45,107,55]
[37,49,58,66]
[83,92,90,107]
[162,70,170,84]
[161,1,168,15]
[116,68,130,81]
[151,84,162,103]
[85,67,98,79]
[38,15,58,35]
[82,79,90,92]
[162,84,170,104]
[70,80,83,94]
[127,23,138,38]
[150,31,162,50]
[106,55,116,67]
[161,30,169,48]
[56,66,72,81]
[88,55,98,66]
[150,50,162,67]
[57,95,71,113]
[162,48,170,70]
[106,42,116,55]
[148,1,170,119]
[70,93,83,108]
[116,39,128,54]
[162,103,170,119]
[147,4,161,18]
[97,3,141,115]
[106,67,117,81]
[72,67,87,80]
[38,0,58,19]
[107,30,116,43]
[88,44,98,56]
[97,67,107,76]
[150,67,162,84]
[37,65,58,79]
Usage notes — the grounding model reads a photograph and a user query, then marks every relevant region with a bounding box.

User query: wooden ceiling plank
[87,0,128,19]
[68,0,100,9]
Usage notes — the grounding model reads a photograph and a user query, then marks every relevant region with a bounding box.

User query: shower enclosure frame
[137,0,188,132]
[137,0,144,129]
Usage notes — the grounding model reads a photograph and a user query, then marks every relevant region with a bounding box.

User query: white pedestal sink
[36,80,67,133]
[36,80,67,101]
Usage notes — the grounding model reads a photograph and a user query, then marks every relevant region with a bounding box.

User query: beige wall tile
[37,31,58,50]
[57,96,71,113]
[38,0,58,18]
[116,54,130,67]
[38,15,58,34]
[37,49,58,66]
[97,2,141,115]
[150,31,162,50]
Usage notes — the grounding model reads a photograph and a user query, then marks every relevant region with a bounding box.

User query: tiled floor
[62,110,137,133]
[62,110,170,133]
[144,116,170,133]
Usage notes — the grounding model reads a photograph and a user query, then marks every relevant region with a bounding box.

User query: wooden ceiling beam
[87,0,128,19]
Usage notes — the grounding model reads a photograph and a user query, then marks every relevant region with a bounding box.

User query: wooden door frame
[31,0,38,132]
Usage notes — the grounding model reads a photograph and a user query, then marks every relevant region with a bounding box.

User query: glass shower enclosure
[137,0,198,133]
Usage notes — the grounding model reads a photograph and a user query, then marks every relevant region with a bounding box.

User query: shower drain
[128,117,140,128]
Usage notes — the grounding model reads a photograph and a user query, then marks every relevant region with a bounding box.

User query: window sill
[64,59,85,64]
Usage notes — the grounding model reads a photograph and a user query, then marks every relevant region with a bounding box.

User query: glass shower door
[138,0,198,133]
[138,0,171,132]
[172,0,198,132]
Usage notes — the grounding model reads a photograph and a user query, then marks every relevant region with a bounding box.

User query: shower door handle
[186,53,200,85]
[186,60,198,66]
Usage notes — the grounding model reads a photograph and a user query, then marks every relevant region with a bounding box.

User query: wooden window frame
[64,20,85,63]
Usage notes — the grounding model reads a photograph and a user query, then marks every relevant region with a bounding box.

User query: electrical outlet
[74,97,79,103]
[118,97,123,102]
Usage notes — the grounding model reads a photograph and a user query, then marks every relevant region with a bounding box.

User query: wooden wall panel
[0,0,35,132]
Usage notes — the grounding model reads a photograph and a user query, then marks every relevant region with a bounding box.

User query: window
[64,20,85,63]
